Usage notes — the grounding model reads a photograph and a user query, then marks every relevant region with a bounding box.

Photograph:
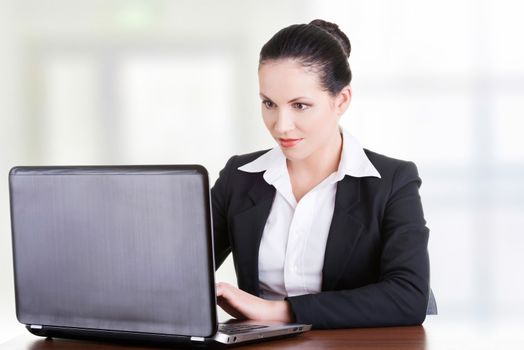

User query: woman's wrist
[270,300,294,323]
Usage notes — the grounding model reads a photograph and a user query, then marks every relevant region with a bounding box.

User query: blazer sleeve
[285,161,430,329]
[210,155,237,270]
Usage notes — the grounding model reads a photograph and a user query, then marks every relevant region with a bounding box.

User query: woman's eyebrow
[288,96,311,103]
[259,93,311,103]
[259,93,273,101]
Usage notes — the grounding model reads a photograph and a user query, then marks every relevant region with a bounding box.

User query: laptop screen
[9,166,217,337]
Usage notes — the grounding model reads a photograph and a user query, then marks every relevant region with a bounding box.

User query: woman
[212,19,436,329]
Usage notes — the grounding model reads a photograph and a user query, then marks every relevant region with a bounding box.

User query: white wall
[1,0,523,342]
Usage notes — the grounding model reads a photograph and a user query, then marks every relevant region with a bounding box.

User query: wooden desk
[0,327,425,350]
[2,318,524,350]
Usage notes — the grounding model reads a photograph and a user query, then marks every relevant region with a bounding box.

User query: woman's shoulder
[212,150,272,195]
[221,149,272,171]
[363,148,421,183]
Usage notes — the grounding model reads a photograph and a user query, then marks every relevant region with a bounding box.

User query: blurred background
[1,0,523,343]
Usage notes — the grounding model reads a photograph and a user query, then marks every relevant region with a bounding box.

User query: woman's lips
[279,138,303,148]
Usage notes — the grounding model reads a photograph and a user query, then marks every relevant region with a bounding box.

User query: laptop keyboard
[218,323,269,334]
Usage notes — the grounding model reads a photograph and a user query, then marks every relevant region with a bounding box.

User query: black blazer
[211,148,432,329]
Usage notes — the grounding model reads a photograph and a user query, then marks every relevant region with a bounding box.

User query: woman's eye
[293,103,309,110]
[262,100,275,109]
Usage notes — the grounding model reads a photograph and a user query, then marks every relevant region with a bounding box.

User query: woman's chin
[280,147,310,162]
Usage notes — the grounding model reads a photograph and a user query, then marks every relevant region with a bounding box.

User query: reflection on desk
[1,317,524,350]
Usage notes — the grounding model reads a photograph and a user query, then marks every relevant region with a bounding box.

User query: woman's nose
[274,111,295,134]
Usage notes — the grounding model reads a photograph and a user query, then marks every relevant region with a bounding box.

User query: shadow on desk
[3,326,427,350]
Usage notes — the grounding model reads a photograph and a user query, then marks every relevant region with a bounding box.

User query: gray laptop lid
[9,165,217,338]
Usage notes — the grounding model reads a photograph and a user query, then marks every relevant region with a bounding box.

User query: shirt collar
[337,126,382,180]
[237,126,381,185]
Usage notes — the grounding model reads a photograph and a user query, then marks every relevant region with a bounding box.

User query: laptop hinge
[29,325,43,329]
[190,336,205,342]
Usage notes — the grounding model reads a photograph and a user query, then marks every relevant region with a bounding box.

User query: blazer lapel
[322,175,365,291]
[230,176,275,296]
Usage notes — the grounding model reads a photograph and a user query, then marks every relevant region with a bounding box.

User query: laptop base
[27,324,307,348]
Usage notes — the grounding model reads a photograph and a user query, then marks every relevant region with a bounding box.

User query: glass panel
[116,52,234,175]
[343,92,474,164]
[493,92,524,163]
[41,54,102,163]
[492,207,524,318]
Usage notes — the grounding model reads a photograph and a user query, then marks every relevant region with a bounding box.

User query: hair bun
[309,19,351,58]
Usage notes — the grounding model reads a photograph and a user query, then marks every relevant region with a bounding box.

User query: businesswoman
[212,19,436,329]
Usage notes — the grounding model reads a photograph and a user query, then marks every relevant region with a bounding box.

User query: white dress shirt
[238,126,381,300]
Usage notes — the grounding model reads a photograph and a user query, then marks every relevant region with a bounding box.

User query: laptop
[9,165,311,346]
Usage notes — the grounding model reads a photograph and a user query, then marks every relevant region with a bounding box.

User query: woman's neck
[287,128,343,184]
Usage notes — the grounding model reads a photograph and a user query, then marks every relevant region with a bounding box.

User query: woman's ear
[335,85,352,116]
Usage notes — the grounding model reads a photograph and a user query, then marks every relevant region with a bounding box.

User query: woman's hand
[215,282,294,323]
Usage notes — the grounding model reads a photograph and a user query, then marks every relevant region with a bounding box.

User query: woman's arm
[286,161,430,328]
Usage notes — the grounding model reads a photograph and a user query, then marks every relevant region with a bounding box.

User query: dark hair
[259,19,352,96]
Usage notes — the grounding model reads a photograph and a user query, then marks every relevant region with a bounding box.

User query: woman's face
[258,58,350,162]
